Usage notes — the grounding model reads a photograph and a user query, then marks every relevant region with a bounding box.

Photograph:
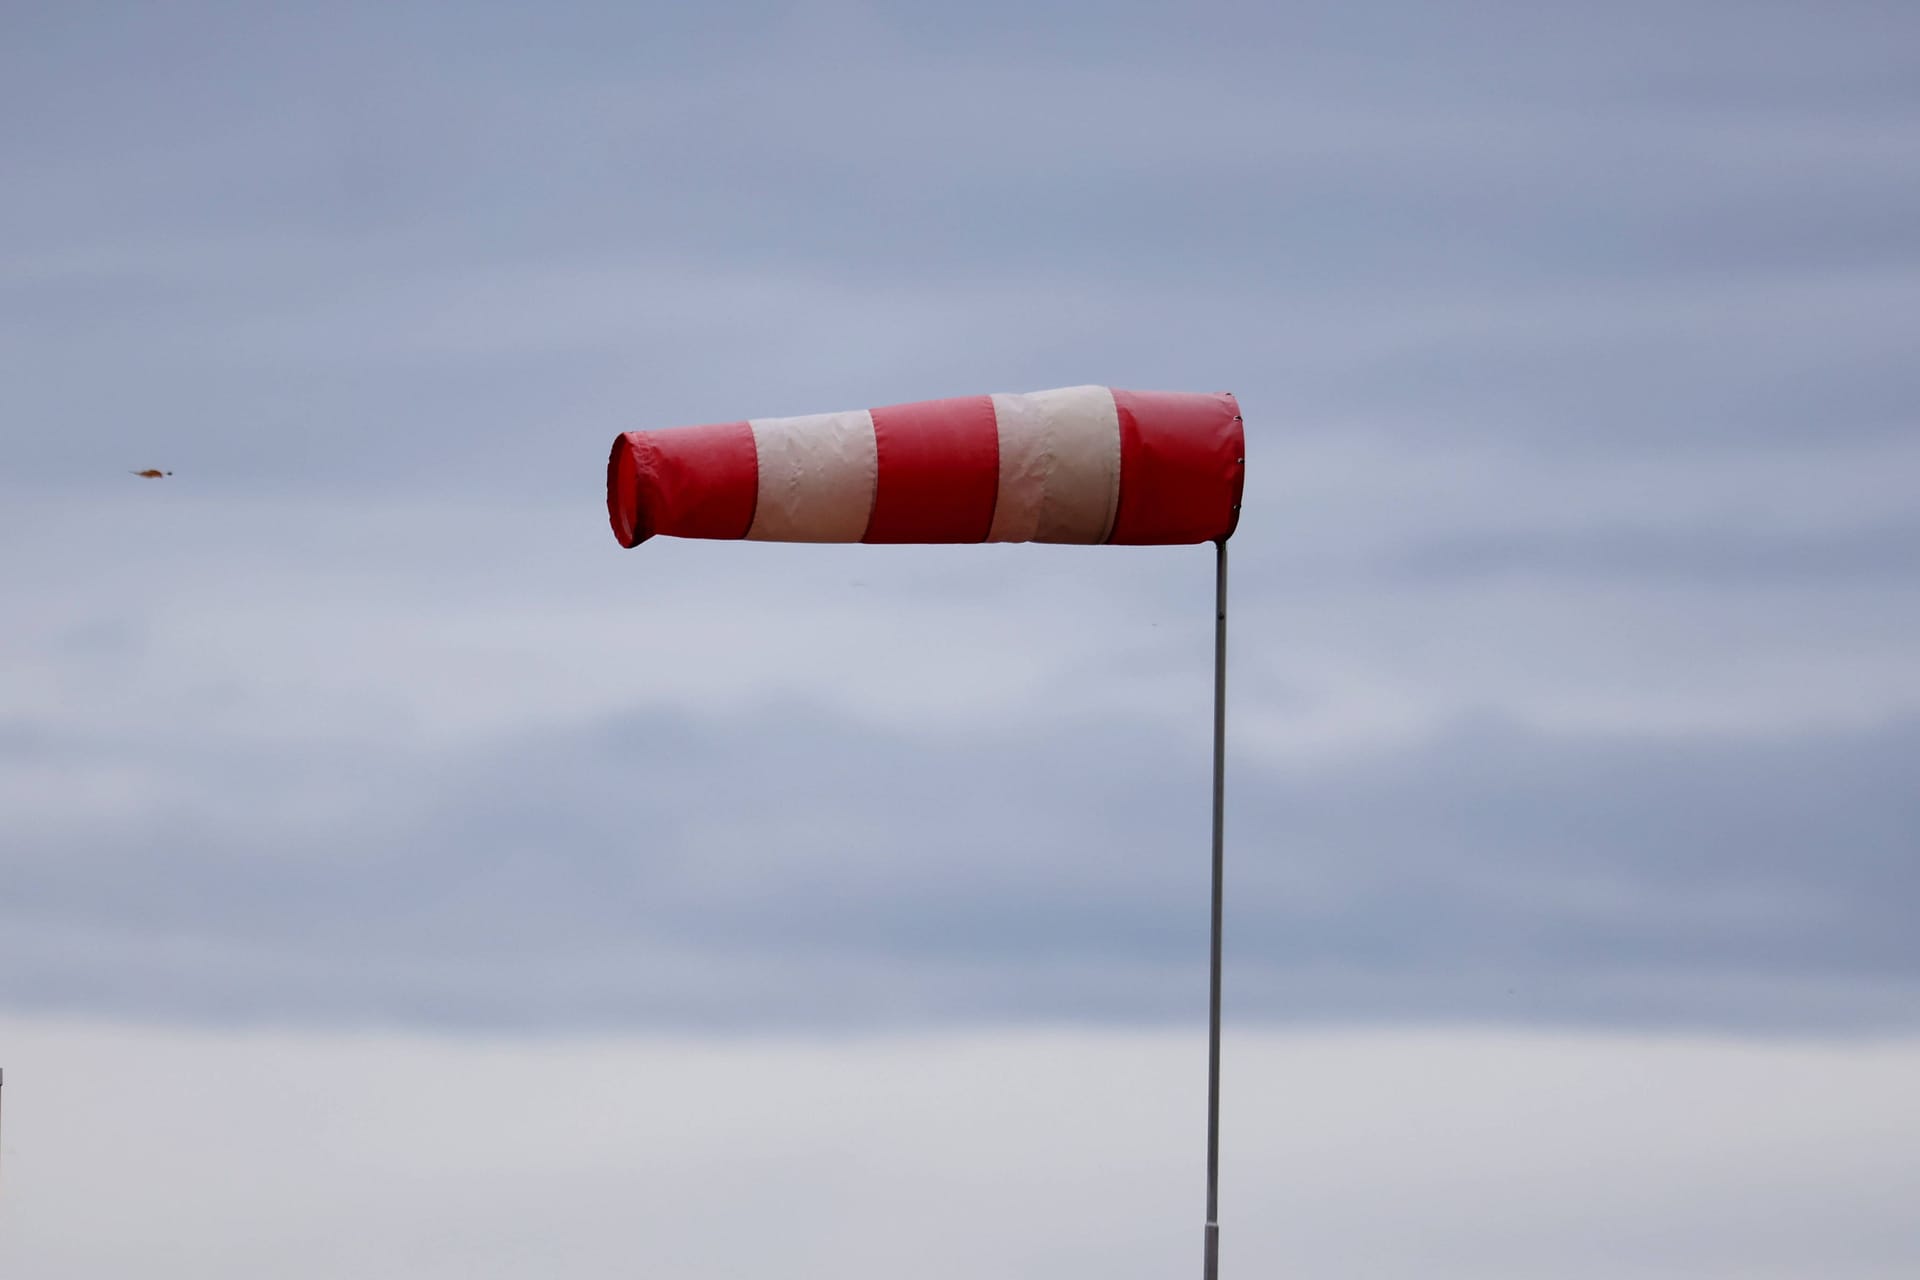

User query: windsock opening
[607,433,648,548]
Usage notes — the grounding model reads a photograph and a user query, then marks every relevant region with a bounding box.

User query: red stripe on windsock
[1108,390,1245,545]
[607,420,759,547]
[864,395,1001,543]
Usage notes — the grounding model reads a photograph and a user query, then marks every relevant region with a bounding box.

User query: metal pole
[1204,537,1228,1280]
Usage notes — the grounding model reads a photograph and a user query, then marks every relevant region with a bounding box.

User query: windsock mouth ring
[606,434,650,548]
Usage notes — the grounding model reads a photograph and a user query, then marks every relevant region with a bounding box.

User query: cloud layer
[3,0,1917,1035]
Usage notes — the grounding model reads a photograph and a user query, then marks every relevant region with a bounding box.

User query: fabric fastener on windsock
[607,385,1244,548]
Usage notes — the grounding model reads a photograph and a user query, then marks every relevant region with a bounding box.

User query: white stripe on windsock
[747,409,880,542]
[986,385,1122,544]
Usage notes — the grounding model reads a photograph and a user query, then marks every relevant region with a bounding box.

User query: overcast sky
[3,1,1917,1274]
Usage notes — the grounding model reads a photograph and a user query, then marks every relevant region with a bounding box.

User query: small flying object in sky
[130,469,172,478]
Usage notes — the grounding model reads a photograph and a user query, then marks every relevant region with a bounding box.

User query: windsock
[607,385,1244,548]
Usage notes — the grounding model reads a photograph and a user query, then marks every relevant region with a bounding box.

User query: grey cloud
[1,0,1915,1052]
[6,0,1917,503]
[1389,519,1920,585]
[3,701,1915,1032]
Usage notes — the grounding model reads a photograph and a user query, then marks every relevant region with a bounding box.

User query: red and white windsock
[607,385,1244,548]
